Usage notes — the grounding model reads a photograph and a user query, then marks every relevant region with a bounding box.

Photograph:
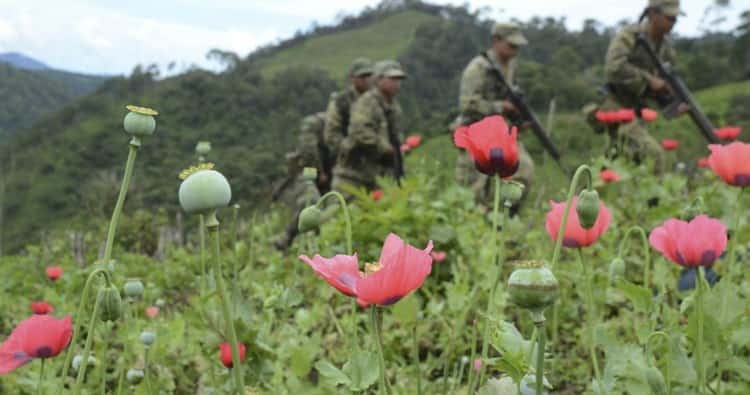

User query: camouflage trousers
[608,121,665,175]
[455,142,534,207]
[276,175,321,249]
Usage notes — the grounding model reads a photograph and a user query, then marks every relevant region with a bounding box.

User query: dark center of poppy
[35,346,54,358]
[562,237,580,248]
[380,295,403,306]
[700,250,717,266]
[734,174,750,187]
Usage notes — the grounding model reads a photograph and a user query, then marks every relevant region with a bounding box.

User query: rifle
[635,34,719,144]
[377,100,404,185]
[481,53,568,175]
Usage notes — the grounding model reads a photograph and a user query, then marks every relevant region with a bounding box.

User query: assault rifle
[635,34,719,144]
[481,53,568,175]
[382,105,404,185]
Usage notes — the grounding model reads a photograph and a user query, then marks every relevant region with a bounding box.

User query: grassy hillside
[253,10,439,78]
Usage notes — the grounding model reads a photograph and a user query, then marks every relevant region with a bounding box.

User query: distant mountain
[0,52,50,71]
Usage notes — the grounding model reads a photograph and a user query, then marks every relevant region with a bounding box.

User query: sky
[0,0,744,76]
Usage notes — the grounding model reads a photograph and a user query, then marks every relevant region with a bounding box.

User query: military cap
[349,57,374,77]
[491,22,528,46]
[649,0,685,17]
[374,60,407,79]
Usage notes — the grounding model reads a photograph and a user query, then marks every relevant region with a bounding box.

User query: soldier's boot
[274,211,301,252]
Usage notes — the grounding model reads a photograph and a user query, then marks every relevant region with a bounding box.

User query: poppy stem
[413,323,422,395]
[144,346,153,395]
[578,248,602,391]
[725,188,744,280]
[56,268,111,395]
[370,307,389,395]
[534,315,547,395]
[646,331,672,395]
[696,266,706,395]
[199,214,207,294]
[466,320,479,394]
[115,301,133,395]
[37,359,45,395]
[616,226,651,288]
[103,140,139,266]
[72,290,104,394]
[206,211,245,394]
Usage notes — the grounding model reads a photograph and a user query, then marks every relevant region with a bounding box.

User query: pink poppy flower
[45,266,63,281]
[595,111,614,124]
[371,189,384,201]
[545,197,611,248]
[400,144,411,153]
[615,109,635,123]
[298,254,361,297]
[145,306,160,319]
[454,116,519,178]
[713,126,741,141]
[640,108,658,122]
[599,169,621,183]
[30,302,53,315]
[0,315,72,373]
[649,215,727,267]
[661,139,679,151]
[708,142,750,187]
[219,342,246,368]
[430,251,447,263]
[697,157,710,168]
[406,135,422,149]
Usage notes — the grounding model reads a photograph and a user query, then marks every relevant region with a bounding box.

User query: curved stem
[37,359,45,395]
[477,176,507,390]
[56,268,110,394]
[534,317,547,395]
[579,249,602,391]
[371,307,389,395]
[207,214,245,393]
[696,266,706,394]
[615,226,651,288]
[647,331,672,395]
[550,165,594,270]
[72,291,104,393]
[103,142,139,264]
[413,324,422,395]
[317,191,353,255]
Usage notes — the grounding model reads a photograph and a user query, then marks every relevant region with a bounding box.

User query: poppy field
[0,104,749,395]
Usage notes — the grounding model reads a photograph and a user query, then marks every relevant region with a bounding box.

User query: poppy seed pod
[123,105,157,137]
[72,355,97,372]
[123,279,144,299]
[140,331,156,347]
[195,141,211,156]
[298,205,322,233]
[178,169,232,214]
[302,167,318,182]
[126,368,145,384]
[608,257,626,284]
[576,189,600,230]
[507,261,559,315]
[501,181,524,205]
[98,286,122,322]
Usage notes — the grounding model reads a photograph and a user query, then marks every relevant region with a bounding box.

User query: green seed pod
[608,257,626,284]
[302,167,318,182]
[298,205,322,233]
[507,261,559,314]
[576,189,600,229]
[644,366,667,395]
[155,298,166,308]
[501,181,525,205]
[72,355,97,372]
[98,286,122,322]
[123,105,157,137]
[126,368,145,384]
[178,169,232,214]
[140,331,156,347]
[123,279,144,299]
[195,141,212,156]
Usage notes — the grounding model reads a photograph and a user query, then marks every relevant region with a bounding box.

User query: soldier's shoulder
[464,54,490,72]
[301,112,326,130]
[612,23,641,43]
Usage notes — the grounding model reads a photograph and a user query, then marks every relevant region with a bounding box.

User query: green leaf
[615,279,652,313]
[393,293,420,325]
[343,351,380,391]
[290,341,317,377]
[315,360,351,387]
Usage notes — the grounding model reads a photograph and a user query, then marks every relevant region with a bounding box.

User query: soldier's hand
[648,76,668,92]
[501,100,519,116]
[677,102,690,115]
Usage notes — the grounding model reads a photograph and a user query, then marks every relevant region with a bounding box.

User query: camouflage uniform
[601,0,683,174]
[332,61,406,193]
[455,22,534,206]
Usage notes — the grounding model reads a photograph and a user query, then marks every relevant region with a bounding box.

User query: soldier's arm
[458,61,505,119]
[323,98,344,153]
[297,119,322,170]
[605,30,652,97]
[347,99,392,155]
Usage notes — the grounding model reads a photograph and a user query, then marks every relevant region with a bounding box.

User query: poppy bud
[72,355,97,372]
[501,181,524,205]
[155,298,166,308]
[123,105,157,137]
[576,189,600,230]
[298,205,322,233]
[507,261,559,315]
[608,257,626,284]
[123,279,144,299]
[140,331,156,347]
[644,366,667,395]
[195,141,211,156]
[179,169,232,214]
[98,286,122,322]
[302,167,318,182]
[126,368,145,384]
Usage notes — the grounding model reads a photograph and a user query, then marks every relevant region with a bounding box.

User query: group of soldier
[274,0,689,249]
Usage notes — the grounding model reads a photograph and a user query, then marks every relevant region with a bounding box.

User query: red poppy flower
[599,169,621,183]
[545,197,611,248]
[649,215,727,267]
[430,251,447,263]
[697,157,710,168]
[615,109,635,123]
[713,126,741,141]
[145,306,159,319]
[30,302,53,315]
[0,315,72,373]
[371,189,384,201]
[595,111,614,124]
[708,142,750,187]
[661,139,679,151]
[453,116,519,178]
[298,254,361,297]
[400,144,410,153]
[219,342,246,368]
[640,108,658,122]
[45,266,63,281]
[355,234,433,306]
[406,135,422,149]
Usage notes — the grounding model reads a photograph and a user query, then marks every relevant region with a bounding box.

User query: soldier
[332,60,406,193]
[273,112,327,250]
[454,22,534,208]
[323,57,374,180]
[598,0,688,174]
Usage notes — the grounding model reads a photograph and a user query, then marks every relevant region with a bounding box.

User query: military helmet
[491,22,528,46]
[349,57,374,77]
[373,60,407,79]
[648,0,685,17]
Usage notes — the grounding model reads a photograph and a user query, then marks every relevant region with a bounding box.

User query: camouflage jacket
[296,112,327,171]
[458,50,517,126]
[604,21,677,109]
[333,89,403,186]
[323,87,361,159]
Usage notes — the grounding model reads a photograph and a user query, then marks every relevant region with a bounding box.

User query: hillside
[0,51,49,70]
